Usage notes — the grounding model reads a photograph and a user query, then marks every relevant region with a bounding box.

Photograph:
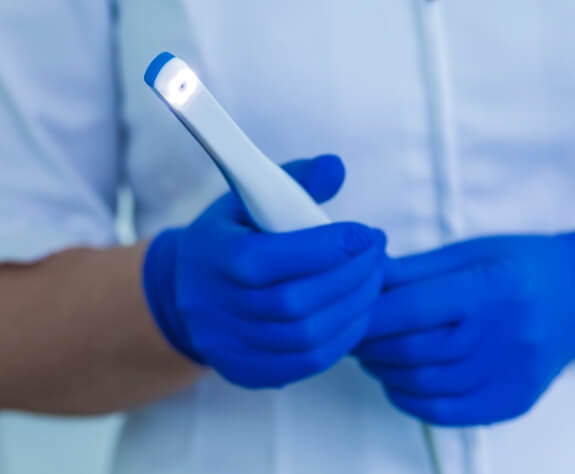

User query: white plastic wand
[145,52,442,474]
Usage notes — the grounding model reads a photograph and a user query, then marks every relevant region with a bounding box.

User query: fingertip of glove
[372,228,388,250]
[313,154,345,175]
[305,154,346,202]
[340,223,380,257]
[314,153,345,179]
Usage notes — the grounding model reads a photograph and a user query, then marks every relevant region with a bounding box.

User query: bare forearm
[0,243,203,415]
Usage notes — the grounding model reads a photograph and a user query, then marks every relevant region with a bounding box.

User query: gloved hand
[355,234,575,426]
[144,155,386,389]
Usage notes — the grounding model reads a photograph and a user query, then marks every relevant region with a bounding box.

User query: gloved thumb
[281,154,346,204]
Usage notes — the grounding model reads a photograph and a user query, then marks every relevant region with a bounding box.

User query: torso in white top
[1,0,575,473]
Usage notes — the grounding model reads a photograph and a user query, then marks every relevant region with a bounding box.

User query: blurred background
[0,413,121,474]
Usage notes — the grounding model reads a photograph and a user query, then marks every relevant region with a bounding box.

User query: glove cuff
[142,228,206,364]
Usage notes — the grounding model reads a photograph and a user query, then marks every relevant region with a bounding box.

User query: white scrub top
[1,0,575,473]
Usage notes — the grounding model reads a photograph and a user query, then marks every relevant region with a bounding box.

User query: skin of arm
[0,242,203,416]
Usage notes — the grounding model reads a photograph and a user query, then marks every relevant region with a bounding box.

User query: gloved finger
[385,235,517,287]
[372,349,492,398]
[229,238,384,320]
[233,265,382,352]
[365,264,500,339]
[355,320,481,367]
[211,312,370,389]
[385,389,470,426]
[280,155,346,204]
[385,378,532,427]
[223,223,386,287]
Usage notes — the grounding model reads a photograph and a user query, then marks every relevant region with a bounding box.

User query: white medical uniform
[1,0,575,473]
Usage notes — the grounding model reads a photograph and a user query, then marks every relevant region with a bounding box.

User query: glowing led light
[163,67,199,107]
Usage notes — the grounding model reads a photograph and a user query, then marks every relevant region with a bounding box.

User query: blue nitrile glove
[144,155,387,389]
[355,233,575,426]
